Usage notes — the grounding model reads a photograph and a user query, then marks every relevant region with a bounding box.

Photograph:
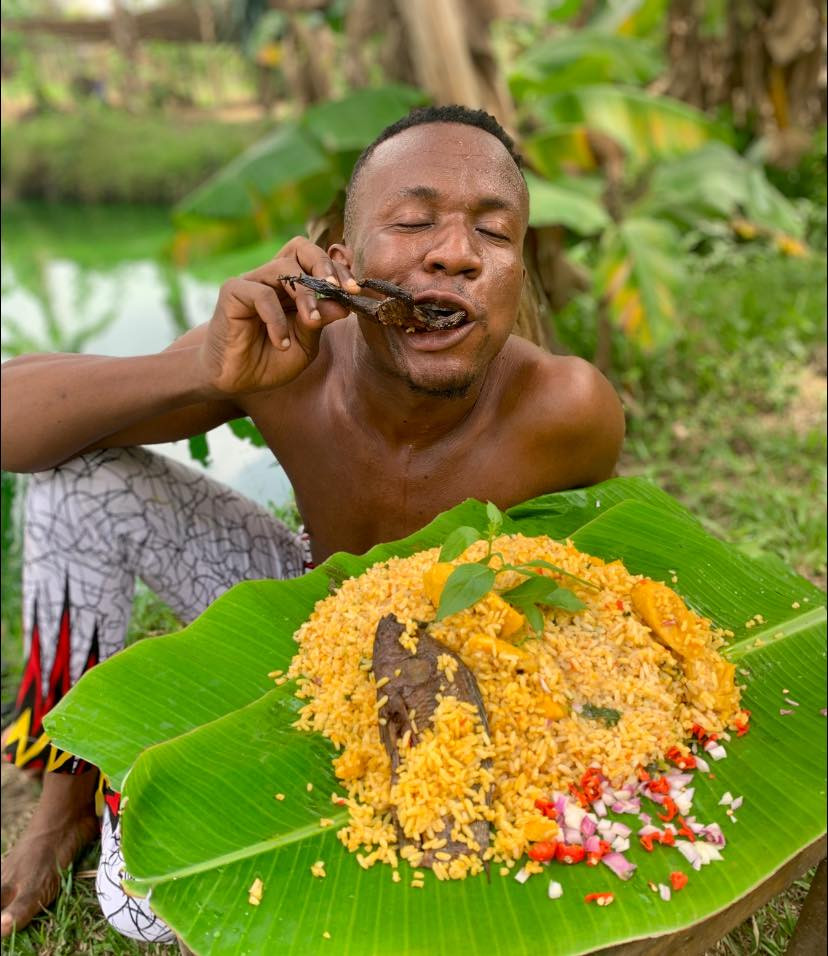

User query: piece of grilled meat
[372,614,491,865]
[280,274,467,332]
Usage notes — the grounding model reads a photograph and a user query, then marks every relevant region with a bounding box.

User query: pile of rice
[287,534,742,878]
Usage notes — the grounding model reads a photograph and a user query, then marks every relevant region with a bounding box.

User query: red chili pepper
[569,784,590,808]
[586,840,612,867]
[640,832,660,852]
[660,828,675,846]
[637,767,651,783]
[670,871,689,891]
[616,599,624,610]
[584,892,614,905]
[580,768,603,803]
[527,841,557,862]
[676,816,696,842]
[648,776,671,795]
[658,797,679,823]
[534,798,558,819]
[556,843,586,864]
[734,709,751,737]
[665,746,697,770]
[691,723,706,740]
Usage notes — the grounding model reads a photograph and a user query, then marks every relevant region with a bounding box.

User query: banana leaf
[45,478,826,955]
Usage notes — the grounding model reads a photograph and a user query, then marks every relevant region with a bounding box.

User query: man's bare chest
[264,419,521,560]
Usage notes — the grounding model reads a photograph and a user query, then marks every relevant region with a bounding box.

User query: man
[0,105,624,939]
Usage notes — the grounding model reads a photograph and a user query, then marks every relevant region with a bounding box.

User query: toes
[1,889,45,937]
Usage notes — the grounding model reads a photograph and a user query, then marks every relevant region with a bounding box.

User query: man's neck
[342,328,489,449]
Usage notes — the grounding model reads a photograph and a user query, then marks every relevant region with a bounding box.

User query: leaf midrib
[725,605,827,659]
[126,809,349,892]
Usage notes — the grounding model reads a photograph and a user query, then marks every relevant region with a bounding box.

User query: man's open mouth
[279,274,470,333]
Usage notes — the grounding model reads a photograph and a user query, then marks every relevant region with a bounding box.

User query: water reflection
[1,212,290,507]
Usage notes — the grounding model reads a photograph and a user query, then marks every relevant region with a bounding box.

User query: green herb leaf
[521,559,600,590]
[439,526,483,562]
[485,501,503,537]
[501,575,586,612]
[435,564,497,621]
[580,703,622,726]
[523,603,545,635]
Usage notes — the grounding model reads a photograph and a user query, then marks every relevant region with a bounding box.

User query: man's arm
[1,238,357,474]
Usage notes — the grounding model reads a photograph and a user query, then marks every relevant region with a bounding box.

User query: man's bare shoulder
[497,337,625,486]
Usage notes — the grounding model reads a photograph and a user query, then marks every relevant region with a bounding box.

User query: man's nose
[422,222,482,277]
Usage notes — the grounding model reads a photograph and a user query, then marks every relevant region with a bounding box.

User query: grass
[1,247,825,952]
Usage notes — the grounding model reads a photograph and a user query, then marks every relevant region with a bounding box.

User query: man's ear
[328,243,354,269]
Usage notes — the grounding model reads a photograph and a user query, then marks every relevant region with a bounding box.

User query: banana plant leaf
[593,217,685,350]
[525,86,728,174]
[45,478,827,955]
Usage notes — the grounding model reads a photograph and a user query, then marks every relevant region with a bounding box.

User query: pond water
[1,203,292,507]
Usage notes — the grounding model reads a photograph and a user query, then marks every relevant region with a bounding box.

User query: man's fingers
[222,279,291,351]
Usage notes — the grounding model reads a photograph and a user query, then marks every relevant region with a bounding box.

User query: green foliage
[433,501,585,626]
[43,482,826,955]
[1,109,269,204]
[173,85,427,257]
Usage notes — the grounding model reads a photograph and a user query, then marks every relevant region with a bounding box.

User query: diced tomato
[676,816,696,842]
[660,829,675,846]
[556,843,586,864]
[670,871,689,891]
[648,776,670,795]
[584,892,614,905]
[527,841,557,862]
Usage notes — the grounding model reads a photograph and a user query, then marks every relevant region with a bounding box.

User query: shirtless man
[0,105,624,939]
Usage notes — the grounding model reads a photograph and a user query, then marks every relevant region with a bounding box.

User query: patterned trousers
[2,447,308,941]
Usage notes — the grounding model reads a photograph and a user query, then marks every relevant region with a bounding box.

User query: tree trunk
[663,0,826,166]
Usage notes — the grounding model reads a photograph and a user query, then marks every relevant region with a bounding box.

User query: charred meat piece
[280,274,467,332]
[372,614,491,864]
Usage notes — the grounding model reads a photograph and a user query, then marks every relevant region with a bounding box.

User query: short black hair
[343,104,524,239]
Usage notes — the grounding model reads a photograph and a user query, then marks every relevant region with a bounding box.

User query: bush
[1,107,269,204]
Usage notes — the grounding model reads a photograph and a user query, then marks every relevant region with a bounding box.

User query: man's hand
[200,237,358,397]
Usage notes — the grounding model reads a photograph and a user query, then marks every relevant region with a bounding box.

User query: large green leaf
[525,171,610,234]
[508,31,663,99]
[45,478,826,955]
[633,142,805,237]
[593,217,685,350]
[524,86,726,175]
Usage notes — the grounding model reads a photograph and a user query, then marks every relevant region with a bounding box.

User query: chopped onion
[581,815,598,839]
[718,791,733,806]
[784,697,799,707]
[564,804,587,830]
[601,852,637,880]
[611,798,641,814]
[592,798,608,818]
[611,836,630,853]
[674,789,695,816]
[638,812,652,825]
[694,756,711,773]
[610,822,632,839]
[596,819,613,835]
[700,823,726,846]
[707,744,728,761]
[658,883,672,902]
[514,867,531,884]
[666,772,694,789]
[547,880,563,900]
[638,824,661,837]
[584,834,602,854]
[676,840,702,870]
[563,826,582,845]
[731,795,743,810]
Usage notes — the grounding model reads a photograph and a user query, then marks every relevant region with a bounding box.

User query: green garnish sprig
[434,502,596,633]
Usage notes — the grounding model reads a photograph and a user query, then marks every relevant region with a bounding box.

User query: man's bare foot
[1,770,99,937]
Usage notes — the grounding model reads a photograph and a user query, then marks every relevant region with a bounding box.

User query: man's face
[339,123,529,397]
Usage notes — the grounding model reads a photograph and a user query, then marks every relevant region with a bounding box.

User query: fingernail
[280,337,291,350]
[325,275,340,287]
[346,278,360,292]
[310,309,321,323]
